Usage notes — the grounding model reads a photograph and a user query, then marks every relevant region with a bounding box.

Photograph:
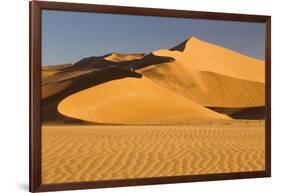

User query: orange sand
[138,37,265,107]
[42,120,265,184]
[58,77,229,124]
[104,52,145,62]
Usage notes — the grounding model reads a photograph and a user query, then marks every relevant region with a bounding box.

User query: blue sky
[42,10,265,65]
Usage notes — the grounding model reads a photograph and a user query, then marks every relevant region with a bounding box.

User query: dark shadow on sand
[42,67,142,124]
[208,106,265,120]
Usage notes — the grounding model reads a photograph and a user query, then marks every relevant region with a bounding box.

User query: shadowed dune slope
[42,69,95,99]
[209,106,265,119]
[58,77,229,124]
[42,67,142,123]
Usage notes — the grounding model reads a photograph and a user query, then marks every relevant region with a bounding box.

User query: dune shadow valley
[41,37,265,184]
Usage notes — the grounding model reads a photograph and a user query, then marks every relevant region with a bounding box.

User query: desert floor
[42,120,264,184]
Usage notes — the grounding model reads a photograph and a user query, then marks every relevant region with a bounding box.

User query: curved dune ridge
[58,77,229,124]
[42,120,265,183]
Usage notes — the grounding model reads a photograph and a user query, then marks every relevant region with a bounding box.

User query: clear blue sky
[42,10,265,65]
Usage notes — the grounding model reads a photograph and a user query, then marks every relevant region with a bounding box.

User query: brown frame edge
[29,1,271,192]
[30,1,42,192]
[37,171,267,192]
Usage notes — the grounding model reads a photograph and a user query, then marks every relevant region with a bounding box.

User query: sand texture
[42,120,265,184]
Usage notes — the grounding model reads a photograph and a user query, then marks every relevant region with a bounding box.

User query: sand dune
[42,67,142,123]
[42,64,72,80]
[137,37,265,108]
[139,60,265,107]
[42,80,73,99]
[42,120,265,184]
[42,70,57,79]
[169,37,265,82]
[42,36,265,123]
[104,52,145,62]
[42,64,80,99]
[43,63,72,70]
[42,69,96,99]
[71,53,145,71]
[58,77,229,124]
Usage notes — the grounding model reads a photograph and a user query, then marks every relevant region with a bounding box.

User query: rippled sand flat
[42,120,264,184]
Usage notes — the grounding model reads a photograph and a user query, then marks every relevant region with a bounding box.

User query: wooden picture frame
[30,1,271,192]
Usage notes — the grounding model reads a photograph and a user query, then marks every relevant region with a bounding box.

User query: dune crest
[58,77,229,124]
[157,36,265,82]
[139,60,265,107]
[137,37,265,108]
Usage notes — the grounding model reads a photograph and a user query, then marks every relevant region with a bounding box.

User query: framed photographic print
[30,1,271,192]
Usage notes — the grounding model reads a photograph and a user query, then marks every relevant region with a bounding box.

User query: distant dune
[104,52,145,62]
[42,63,72,80]
[42,70,57,79]
[42,63,72,71]
[58,77,229,124]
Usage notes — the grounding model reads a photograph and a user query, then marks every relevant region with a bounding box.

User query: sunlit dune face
[153,37,264,82]
[139,60,265,108]
[58,77,229,124]
[140,37,265,107]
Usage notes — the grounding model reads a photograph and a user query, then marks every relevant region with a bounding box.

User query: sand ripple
[42,120,265,184]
